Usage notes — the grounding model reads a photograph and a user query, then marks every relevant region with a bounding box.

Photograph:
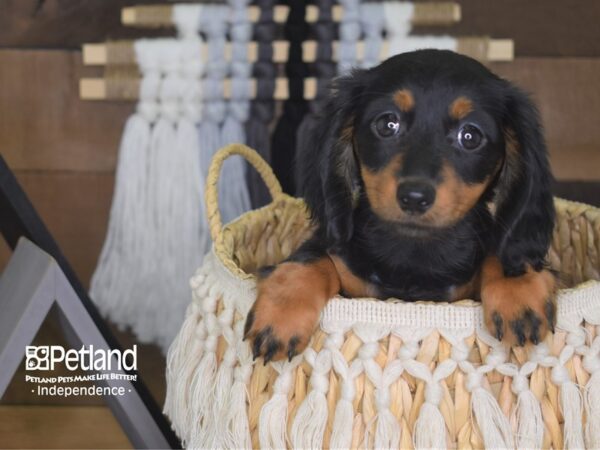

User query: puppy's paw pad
[483,283,556,346]
[244,299,314,363]
[243,264,327,363]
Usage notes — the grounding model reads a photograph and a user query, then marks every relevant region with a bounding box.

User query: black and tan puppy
[244,49,556,362]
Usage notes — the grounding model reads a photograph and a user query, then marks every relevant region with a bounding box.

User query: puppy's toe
[244,262,332,363]
[481,261,556,346]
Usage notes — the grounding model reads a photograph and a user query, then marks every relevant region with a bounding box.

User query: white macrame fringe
[163,302,203,438]
[406,359,456,450]
[290,389,328,449]
[375,408,401,449]
[224,374,252,449]
[471,387,514,448]
[162,260,600,449]
[291,349,331,449]
[329,397,355,449]
[585,371,600,448]
[259,360,298,449]
[560,381,585,449]
[204,340,236,448]
[514,389,544,449]
[259,387,289,449]
[187,351,218,448]
[413,402,446,450]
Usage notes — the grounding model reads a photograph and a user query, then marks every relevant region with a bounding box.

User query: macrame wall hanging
[295,0,336,166]
[199,3,252,225]
[270,0,309,195]
[91,6,210,352]
[245,0,277,209]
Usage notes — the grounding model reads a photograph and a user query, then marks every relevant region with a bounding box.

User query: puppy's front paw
[481,258,556,346]
[244,261,337,363]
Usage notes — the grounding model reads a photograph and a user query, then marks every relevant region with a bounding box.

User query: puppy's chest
[332,250,480,302]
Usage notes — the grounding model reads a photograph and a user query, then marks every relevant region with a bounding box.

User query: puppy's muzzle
[397,181,435,215]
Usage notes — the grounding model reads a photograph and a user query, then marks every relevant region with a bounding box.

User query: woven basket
[164,144,600,449]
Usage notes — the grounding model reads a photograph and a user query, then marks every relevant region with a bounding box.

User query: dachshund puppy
[244,49,556,362]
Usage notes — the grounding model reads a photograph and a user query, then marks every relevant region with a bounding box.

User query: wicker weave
[164,144,600,449]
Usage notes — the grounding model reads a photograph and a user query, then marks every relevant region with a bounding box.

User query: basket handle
[206,143,284,242]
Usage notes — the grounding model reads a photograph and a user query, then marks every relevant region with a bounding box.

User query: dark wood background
[0,1,599,448]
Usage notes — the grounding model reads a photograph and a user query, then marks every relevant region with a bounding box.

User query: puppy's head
[300,49,554,272]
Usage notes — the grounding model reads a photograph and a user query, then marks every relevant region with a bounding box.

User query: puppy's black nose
[397,182,435,214]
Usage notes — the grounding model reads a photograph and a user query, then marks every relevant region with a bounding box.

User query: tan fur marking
[360,158,494,226]
[480,256,556,346]
[449,96,474,120]
[449,272,481,301]
[393,89,415,112]
[246,258,340,361]
[493,127,521,211]
[430,164,490,225]
[360,155,404,221]
[331,255,378,297]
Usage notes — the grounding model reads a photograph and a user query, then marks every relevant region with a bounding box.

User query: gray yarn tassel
[360,2,385,69]
[219,1,252,222]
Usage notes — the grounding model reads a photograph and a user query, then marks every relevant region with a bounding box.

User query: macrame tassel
[560,381,585,449]
[259,390,288,449]
[223,342,253,448]
[514,389,544,449]
[187,350,217,447]
[163,302,203,435]
[291,349,331,449]
[330,396,355,449]
[413,402,446,450]
[225,381,251,449]
[204,326,236,448]
[259,361,297,449]
[89,113,152,319]
[176,119,210,262]
[134,113,179,345]
[375,408,401,449]
[470,387,514,448]
[585,371,600,447]
[329,357,360,450]
[187,304,219,447]
[405,359,455,450]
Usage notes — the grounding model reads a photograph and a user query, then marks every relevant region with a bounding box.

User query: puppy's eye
[373,113,402,138]
[458,124,484,150]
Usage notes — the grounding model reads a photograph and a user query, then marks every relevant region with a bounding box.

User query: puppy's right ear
[296,69,368,249]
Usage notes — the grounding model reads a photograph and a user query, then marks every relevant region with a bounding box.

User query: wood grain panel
[0,405,131,449]
[1,0,600,57]
[491,58,600,181]
[0,0,168,50]
[0,50,130,172]
[0,170,115,286]
[416,0,600,57]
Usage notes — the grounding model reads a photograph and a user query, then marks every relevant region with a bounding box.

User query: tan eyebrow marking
[393,89,415,112]
[449,96,474,120]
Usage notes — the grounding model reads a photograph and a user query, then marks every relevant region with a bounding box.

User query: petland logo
[26,345,137,371]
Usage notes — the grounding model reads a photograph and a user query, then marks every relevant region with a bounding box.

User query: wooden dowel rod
[121,3,461,27]
[80,77,320,101]
[83,37,513,66]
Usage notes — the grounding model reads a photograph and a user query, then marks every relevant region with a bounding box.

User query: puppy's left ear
[493,85,555,276]
[296,69,368,249]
